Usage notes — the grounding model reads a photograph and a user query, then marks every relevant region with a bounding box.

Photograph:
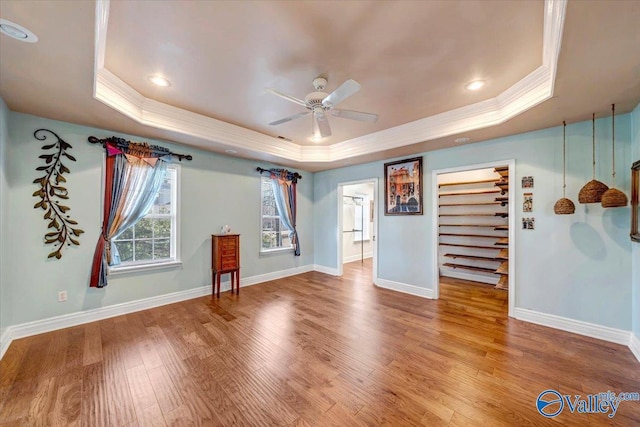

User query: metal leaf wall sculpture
[32,129,84,259]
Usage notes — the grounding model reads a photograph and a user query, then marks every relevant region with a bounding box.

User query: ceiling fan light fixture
[0,18,38,43]
[147,75,171,87]
[465,80,485,91]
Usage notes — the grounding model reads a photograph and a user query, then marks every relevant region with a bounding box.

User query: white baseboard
[376,278,434,299]
[513,308,631,346]
[240,265,313,287]
[630,333,640,364]
[0,264,315,360]
[313,264,340,276]
[343,253,373,264]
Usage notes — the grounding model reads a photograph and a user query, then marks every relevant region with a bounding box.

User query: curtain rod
[88,136,193,161]
[343,195,364,200]
[256,167,302,181]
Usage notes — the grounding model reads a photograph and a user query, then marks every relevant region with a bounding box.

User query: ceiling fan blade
[269,111,310,126]
[265,88,307,107]
[322,79,361,108]
[331,108,378,123]
[315,112,332,137]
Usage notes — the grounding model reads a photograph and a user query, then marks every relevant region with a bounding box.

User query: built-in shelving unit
[438,167,509,289]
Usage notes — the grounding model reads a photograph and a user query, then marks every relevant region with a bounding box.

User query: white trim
[513,308,631,346]
[91,1,567,164]
[431,159,516,317]
[313,264,340,276]
[0,264,314,360]
[240,265,313,287]
[108,260,182,276]
[376,278,434,299]
[630,334,640,364]
[343,253,373,264]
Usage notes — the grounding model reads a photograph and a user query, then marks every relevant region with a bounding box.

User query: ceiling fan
[267,77,378,139]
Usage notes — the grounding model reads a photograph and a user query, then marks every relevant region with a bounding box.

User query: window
[260,176,292,252]
[111,165,180,270]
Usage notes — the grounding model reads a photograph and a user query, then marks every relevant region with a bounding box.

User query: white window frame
[109,164,181,275]
[259,176,293,254]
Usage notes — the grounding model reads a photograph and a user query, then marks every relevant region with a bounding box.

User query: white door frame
[337,178,379,282]
[431,159,516,317]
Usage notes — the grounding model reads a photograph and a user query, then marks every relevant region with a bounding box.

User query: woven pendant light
[578,113,609,203]
[554,121,575,214]
[601,104,628,208]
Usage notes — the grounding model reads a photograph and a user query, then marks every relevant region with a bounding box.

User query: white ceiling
[1,0,639,172]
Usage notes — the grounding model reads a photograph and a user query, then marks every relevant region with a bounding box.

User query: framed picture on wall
[384,157,423,215]
[632,160,639,243]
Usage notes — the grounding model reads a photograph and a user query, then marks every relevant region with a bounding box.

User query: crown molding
[93,0,566,164]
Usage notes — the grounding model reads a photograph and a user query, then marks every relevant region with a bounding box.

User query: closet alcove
[438,166,509,290]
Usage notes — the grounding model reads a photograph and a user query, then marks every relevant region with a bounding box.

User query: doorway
[337,179,378,280]
[431,160,515,316]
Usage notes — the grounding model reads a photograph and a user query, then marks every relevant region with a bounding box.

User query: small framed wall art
[523,193,533,212]
[384,157,423,215]
[522,176,534,189]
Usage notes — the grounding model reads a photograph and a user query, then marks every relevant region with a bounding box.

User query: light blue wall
[0,98,9,337]
[315,114,634,330]
[3,111,314,326]
[632,102,640,340]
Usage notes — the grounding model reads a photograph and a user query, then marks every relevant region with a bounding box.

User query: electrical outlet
[58,290,67,302]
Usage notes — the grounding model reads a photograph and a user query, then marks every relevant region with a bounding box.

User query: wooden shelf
[439,190,501,196]
[439,179,499,187]
[495,237,509,245]
[442,263,497,274]
[495,182,509,195]
[439,202,501,207]
[496,260,509,274]
[495,196,508,206]
[494,212,508,218]
[494,166,509,178]
[440,243,500,250]
[494,225,509,231]
[439,233,501,238]
[496,275,508,289]
[444,253,501,262]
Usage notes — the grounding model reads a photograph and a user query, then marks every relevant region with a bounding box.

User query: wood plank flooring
[1,260,639,426]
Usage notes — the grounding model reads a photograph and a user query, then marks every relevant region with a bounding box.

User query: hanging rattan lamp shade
[554,122,575,214]
[601,188,628,207]
[601,104,628,208]
[554,197,576,214]
[578,113,608,203]
[578,180,609,203]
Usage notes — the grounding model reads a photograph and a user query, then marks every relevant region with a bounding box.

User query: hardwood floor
[1,260,639,426]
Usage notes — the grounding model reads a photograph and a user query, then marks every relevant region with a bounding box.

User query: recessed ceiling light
[454,137,470,143]
[0,18,38,43]
[465,80,485,91]
[225,149,237,154]
[311,135,322,143]
[147,75,171,87]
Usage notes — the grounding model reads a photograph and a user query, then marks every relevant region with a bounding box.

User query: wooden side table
[211,234,240,297]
